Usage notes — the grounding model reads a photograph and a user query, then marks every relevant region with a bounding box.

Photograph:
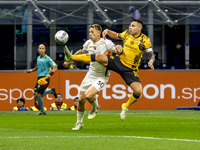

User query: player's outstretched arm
[24,66,38,74]
[147,51,155,70]
[102,29,120,40]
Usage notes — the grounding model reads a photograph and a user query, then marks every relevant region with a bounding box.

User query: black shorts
[34,76,50,95]
[107,55,141,86]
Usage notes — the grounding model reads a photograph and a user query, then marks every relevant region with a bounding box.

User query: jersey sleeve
[144,36,153,52]
[81,40,90,53]
[118,30,128,40]
[48,57,57,68]
[105,39,116,52]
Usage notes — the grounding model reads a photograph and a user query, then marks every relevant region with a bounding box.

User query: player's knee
[84,92,93,102]
[95,54,104,61]
[35,93,41,98]
[134,89,142,97]
[86,97,94,103]
[79,98,86,105]
[79,94,84,100]
[95,54,100,61]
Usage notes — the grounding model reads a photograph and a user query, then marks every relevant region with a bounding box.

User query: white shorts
[79,72,109,92]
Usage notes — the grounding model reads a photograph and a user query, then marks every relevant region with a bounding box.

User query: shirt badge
[130,41,134,45]
[137,41,141,45]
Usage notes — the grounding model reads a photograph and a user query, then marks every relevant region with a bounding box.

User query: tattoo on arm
[147,51,155,63]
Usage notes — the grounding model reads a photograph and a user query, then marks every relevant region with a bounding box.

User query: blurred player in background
[50,93,67,111]
[64,19,155,121]
[64,24,117,130]
[25,44,58,115]
[12,98,28,111]
[63,61,78,70]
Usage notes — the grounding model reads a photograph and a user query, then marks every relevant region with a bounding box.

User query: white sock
[90,99,98,109]
[77,111,84,124]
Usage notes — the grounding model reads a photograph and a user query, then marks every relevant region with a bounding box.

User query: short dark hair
[57,93,62,97]
[17,98,25,104]
[74,97,79,101]
[89,24,102,32]
[132,19,143,27]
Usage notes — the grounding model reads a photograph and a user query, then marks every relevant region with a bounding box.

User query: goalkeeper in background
[24,44,58,115]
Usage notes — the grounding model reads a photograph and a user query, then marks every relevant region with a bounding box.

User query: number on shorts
[97,80,105,88]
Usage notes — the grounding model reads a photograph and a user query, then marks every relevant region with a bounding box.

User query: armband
[30,69,32,72]
[49,72,54,76]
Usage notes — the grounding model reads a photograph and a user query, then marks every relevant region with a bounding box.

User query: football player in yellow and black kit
[64,19,155,120]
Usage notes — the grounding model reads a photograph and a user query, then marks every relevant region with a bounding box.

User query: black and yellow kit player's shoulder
[118,30,152,70]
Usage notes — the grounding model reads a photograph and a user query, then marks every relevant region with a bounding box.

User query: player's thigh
[79,74,93,92]
[130,82,142,95]
[84,85,99,99]
[84,76,108,98]
[35,92,41,98]
[35,77,50,95]
[88,77,108,96]
[79,91,85,99]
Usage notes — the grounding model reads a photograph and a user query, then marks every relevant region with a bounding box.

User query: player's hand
[63,62,70,68]
[46,74,51,79]
[115,45,123,55]
[37,77,48,85]
[102,29,109,39]
[24,69,32,74]
[148,60,154,70]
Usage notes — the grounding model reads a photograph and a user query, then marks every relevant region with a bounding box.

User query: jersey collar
[40,54,47,58]
[134,33,142,39]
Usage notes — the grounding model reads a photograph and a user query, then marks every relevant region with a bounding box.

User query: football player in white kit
[64,24,117,130]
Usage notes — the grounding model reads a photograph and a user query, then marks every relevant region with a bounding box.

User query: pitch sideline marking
[0,135,200,143]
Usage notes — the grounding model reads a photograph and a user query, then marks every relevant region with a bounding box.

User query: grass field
[0,110,200,150]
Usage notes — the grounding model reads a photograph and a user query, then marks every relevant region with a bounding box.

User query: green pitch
[0,110,200,150]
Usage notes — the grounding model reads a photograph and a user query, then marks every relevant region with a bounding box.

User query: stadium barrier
[0,70,200,111]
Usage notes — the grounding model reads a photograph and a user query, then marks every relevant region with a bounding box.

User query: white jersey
[82,38,115,76]
[79,38,115,92]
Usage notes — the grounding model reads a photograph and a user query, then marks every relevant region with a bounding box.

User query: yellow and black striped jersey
[118,30,152,70]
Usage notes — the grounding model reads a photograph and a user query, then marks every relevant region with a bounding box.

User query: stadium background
[1,70,200,110]
[1,1,200,149]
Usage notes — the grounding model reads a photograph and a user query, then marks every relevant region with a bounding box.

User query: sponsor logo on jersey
[130,41,134,45]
